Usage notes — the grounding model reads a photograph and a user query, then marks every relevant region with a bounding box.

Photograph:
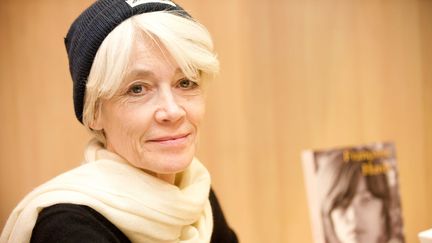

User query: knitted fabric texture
[64,0,190,123]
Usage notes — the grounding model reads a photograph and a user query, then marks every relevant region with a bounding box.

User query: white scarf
[0,139,213,243]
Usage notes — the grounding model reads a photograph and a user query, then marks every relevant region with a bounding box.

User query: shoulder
[31,190,238,243]
[209,189,239,243]
[30,204,131,243]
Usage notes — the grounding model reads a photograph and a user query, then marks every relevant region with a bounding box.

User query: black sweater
[30,189,238,243]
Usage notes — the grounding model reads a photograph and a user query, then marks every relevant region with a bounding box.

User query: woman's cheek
[180,95,205,126]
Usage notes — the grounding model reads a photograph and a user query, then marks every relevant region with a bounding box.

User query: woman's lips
[147,133,190,145]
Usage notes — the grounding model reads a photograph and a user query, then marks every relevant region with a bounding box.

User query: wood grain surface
[0,0,431,242]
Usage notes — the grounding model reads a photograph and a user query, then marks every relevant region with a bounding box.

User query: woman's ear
[89,101,104,131]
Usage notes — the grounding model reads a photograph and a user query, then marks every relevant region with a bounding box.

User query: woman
[0,0,238,242]
[317,148,403,243]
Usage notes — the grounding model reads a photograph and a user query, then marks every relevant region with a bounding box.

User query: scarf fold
[0,139,213,243]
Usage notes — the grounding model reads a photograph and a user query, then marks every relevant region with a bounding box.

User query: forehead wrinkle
[128,68,153,78]
[127,66,182,79]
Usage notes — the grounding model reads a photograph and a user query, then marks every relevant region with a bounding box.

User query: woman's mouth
[147,133,190,146]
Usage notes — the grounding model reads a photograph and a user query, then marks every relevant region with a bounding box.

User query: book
[419,228,432,243]
[302,142,405,243]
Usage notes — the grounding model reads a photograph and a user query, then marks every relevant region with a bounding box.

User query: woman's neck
[155,173,176,184]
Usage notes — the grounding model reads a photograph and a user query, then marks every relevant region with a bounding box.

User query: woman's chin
[133,150,195,175]
[156,156,194,174]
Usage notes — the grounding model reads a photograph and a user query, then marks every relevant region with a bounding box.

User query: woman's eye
[128,84,145,95]
[178,79,198,89]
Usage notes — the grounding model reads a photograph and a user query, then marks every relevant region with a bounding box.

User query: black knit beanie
[65,0,191,123]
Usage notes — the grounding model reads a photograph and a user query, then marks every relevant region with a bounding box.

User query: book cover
[302,142,404,243]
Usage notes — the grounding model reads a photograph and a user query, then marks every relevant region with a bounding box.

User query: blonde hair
[82,11,219,142]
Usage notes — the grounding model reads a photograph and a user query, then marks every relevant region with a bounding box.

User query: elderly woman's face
[93,34,205,176]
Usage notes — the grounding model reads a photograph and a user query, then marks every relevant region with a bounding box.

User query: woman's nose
[154,88,185,123]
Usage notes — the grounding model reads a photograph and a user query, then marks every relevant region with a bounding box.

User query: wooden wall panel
[0,0,431,242]
[420,0,432,240]
[0,0,93,229]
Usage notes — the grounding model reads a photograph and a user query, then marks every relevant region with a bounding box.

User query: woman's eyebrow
[119,70,154,90]
[127,69,154,79]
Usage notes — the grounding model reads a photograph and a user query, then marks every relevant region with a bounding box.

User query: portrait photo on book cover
[302,142,405,243]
